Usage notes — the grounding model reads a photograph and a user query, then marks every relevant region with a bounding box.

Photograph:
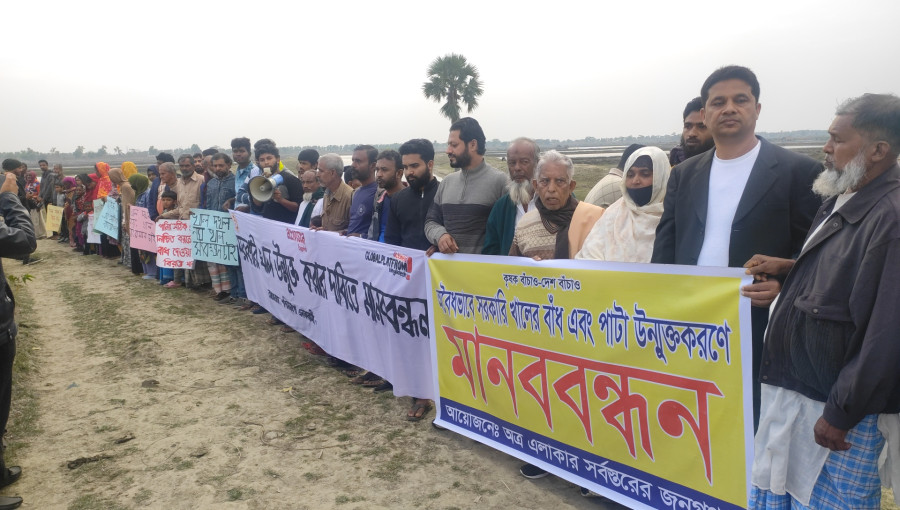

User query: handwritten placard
[93,199,120,239]
[155,219,193,269]
[86,213,101,244]
[129,206,157,252]
[46,205,64,234]
[190,209,238,265]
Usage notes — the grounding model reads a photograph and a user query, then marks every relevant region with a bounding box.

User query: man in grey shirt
[424,117,508,254]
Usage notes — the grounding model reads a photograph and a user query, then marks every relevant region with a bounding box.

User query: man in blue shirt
[230,137,259,210]
[344,145,377,237]
[369,150,405,242]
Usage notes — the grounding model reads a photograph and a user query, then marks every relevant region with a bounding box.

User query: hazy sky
[2,0,898,153]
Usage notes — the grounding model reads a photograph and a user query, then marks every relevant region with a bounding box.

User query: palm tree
[422,54,483,123]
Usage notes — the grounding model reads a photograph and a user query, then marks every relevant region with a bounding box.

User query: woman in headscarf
[145,165,160,221]
[133,173,158,279]
[94,163,119,258]
[109,168,138,271]
[60,176,77,245]
[575,146,671,262]
[121,161,138,180]
[24,171,47,238]
[127,174,150,275]
[94,162,113,199]
[74,174,96,254]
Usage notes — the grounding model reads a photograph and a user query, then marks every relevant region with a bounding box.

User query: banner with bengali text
[129,206,157,252]
[231,211,433,399]
[46,205,64,234]
[190,209,239,265]
[93,199,120,239]
[155,219,193,269]
[428,254,753,510]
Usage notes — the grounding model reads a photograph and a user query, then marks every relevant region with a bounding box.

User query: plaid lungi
[749,414,883,509]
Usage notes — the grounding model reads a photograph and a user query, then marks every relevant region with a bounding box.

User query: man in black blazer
[652,66,822,427]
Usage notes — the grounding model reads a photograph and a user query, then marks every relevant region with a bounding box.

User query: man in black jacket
[651,66,822,427]
[385,139,439,251]
[0,171,36,509]
[383,139,438,421]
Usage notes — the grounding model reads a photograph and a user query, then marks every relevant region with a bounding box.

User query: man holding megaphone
[247,143,302,224]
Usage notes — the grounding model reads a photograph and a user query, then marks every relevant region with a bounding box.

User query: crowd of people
[2,64,900,509]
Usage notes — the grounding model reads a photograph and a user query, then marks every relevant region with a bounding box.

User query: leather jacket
[0,191,37,343]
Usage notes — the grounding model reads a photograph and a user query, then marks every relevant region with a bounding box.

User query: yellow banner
[46,205,64,234]
[429,255,752,510]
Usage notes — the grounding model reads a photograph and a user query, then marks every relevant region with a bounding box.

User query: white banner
[231,211,433,399]
[86,213,101,244]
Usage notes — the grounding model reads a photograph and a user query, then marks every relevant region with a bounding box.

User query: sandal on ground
[407,399,433,421]
[372,381,393,393]
[266,317,283,326]
[341,366,364,378]
[349,372,372,385]
[362,375,387,388]
[163,281,182,288]
[279,325,295,333]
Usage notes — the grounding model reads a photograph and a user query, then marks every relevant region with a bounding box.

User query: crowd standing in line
[2,64,900,509]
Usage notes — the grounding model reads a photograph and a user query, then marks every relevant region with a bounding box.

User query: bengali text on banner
[190,209,239,265]
[46,205,64,234]
[93,199,120,239]
[155,219,193,269]
[231,211,433,399]
[428,254,753,510]
[129,206,157,252]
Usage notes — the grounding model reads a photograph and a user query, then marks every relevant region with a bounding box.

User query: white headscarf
[575,146,671,262]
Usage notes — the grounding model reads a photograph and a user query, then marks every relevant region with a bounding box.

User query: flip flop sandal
[266,317,283,326]
[349,374,369,385]
[342,367,364,378]
[279,325,295,333]
[362,377,387,388]
[407,401,433,421]
[372,381,393,393]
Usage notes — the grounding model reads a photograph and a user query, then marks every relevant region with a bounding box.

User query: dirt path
[2,239,617,510]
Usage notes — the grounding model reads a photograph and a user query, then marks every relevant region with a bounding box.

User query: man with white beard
[482,137,539,255]
[747,93,900,509]
[295,170,324,227]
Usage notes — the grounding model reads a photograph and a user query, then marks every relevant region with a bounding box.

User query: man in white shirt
[652,65,822,427]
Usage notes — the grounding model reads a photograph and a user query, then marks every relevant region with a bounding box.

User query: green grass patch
[68,494,129,510]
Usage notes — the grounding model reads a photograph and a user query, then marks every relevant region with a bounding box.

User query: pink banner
[129,206,157,252]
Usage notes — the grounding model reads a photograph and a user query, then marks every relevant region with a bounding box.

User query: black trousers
[0,337,16,438]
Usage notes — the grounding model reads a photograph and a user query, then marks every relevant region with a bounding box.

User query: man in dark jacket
[0,171,35,509]
[382,139,439,421]
[385,139,439,251]
[749,93,900,509]
[651,66,822,426]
